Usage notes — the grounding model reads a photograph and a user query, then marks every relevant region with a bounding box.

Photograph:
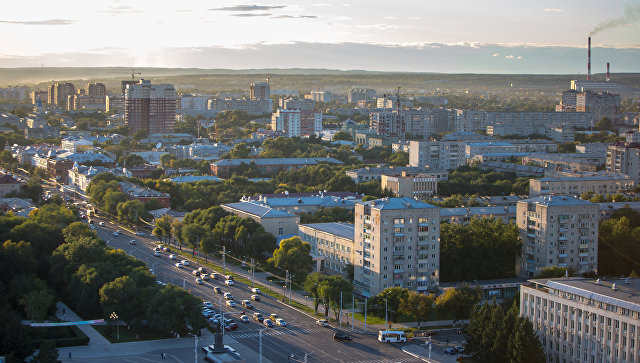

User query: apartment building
[47,82,75,109]
[298,222,355,275]
[348,88,376,103]
[125,79,176,135]
[370,109,457,139]
[558,89,621,122]
[408,132,494,170]
[271,109,322,137]
[249,82,270,100]
[207,98,272,115]
[221,201,299,237]
[381,171,438,199]
[516,196,599,278]
[523,153,604,172]
[521,277,640,363]
[607,143,640,183]
[440,206,516,225]
[353,197,440,297]
[279,98,316,111]
[529,173,635,197]
[306,91,330,102]
[457,111,595,133]
[345,166,448,184]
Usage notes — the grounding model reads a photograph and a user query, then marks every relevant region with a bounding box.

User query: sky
[0,0,639,73]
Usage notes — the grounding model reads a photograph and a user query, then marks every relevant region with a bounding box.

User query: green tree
[318,275,353,321]
[116,200,150,225]
[200,235,217,262]
[102,190,127,215]
[535,266,576,278]
[19,177,44,203]
[386,151,409,166]
[63,221,97,241]
[370,287,409,324]
[146,284,205,333]
[304,272,329,314]
[160,153,176,167]
[594,117,615,132]
[436,285,482,326]
[32,341,60,363]
[181,223,209,255]
[0,240,37,285]
[229,143,251,158]
[153,215,174,242]
[332,131,353,141]
[20,289,55,321]
[120,153,145,167]
[267,236,313,283]
[399,291,435,329]
[507,317,545,363]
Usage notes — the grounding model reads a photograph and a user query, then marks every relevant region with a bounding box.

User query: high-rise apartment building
[279,98,316,111]
[47,82,75,109]
[607,143,640,183]
[353,197,440,297]
[370,109,458,139]
[125,80,176,136]
[516,196,598,278]
[86,83,106,99]
[557,90,621,122]
[521,277,640,363]
[271,109,322,137]
[250,82,270,100]
[348,88,376,104]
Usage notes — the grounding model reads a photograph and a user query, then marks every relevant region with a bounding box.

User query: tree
[0,240,37,285]
[146,284,205,333]
[594,117,615,132]
[181,223,209,255]
[120,153,145,167]
[507,317,545,363]
[117,200,150,225]
[436,285,482,325]
[386,151,409,166]
[63,221,97,241]
[229,143,251,158]
[399,291,435,329]
[19,177,44,203]
[304,273,329,313]
[32,341,60,363]
[318,275,353,321]
[535,266,576,278]
[267,236,313,283]
[160,153,176,167]
[332,131,353,141]
[102,190,127,215]
[20,289,55,321]
[370,287,409,323]
[200,235,217,262]
[153,215,174,242]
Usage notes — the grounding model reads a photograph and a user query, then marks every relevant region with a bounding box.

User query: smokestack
[587,36,591,81]
[606,62,610,81]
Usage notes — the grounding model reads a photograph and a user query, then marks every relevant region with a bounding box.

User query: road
[90,215,418,363]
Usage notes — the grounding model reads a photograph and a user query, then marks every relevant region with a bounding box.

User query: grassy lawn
[93,325,173,343]
[353,312,386,325]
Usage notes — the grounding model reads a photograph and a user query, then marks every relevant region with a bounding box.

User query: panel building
[607,143,640,183]
[124,80,176,135]
[47,82,75,109]
[380,171,438,199]
[521,277,640,363]
[250,82,270,100]
[516,196,599,278]
[271,109,322,137]
[353,197,440,297]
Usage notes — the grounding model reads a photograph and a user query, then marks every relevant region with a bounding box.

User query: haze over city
[1,0,640,73]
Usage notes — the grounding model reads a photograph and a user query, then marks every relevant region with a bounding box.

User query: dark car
[241,300,253,309]
[454,346,465,354]
[333,333,353,342]
[251,294,260,301]
[213,287,222,293]
[443,348,456,355]
[425,330,437,337]
[224,322,239,331]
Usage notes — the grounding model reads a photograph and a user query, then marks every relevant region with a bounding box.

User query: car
[263,319,274,327]
[154,247,161,252]
[316,319,329,327]
[269,313,279,321]
[153,251,161,257]
[226,300,236,307]
[253,313,264,322]
[213,287,222,294]
[195,278,204,285]
[129,239,136,245]
[192,270,201,276]
[224,322,239,331]
[134,231,144,236]
[225,275,234,281]
[454,346,465,354]
[169,254,177,260]
[225,280,234,286]
[251,294,260,301]
[202,345,238,354]
[458,327,467,335]
[223,293,234,300]
[443,348,457,355]
[112,230,120,236]
[211,273,221,280]
[201,310,214,318]
[175,262,183,268]
[88,219,93,224]
[202,301,213,309]
[240,315,249,323]
[181,260,189,266]
[241,300,253,309]
[99,221,105,226]
[251,287,261,294]
[275,318,287,327]
[425,330,438,337]
[198,267,206,273]
[162,247,171,252]
[333,333,352,342]
[149,268,155,274]
[201,274,210,281]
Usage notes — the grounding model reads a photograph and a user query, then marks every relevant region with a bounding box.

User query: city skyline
[0,0,639,73]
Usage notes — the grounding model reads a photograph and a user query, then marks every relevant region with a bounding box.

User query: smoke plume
[590,4,640,35]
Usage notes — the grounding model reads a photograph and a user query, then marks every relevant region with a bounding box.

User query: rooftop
[362,196,437,210]
[521,195,594,207]
[299,222,355,240]
[212,157,343,167]
[536,174,633,182]
[222,201,298,219]
[440,206,516,217]
[119,182,170,198]
[169,175,224,183]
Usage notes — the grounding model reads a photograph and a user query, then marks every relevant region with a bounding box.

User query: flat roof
[223,201,297,219]
[299,222,355,240]
[361,196,437,210]
[521,195,593,207]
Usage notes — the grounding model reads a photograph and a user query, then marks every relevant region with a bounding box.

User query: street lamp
[188,332,202,363]
[259,328,268,363]
[110,312,119,341]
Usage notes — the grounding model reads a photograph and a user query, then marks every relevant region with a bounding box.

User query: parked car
[275,318,287,327]
[99,221,105,226]
[443,348,456,355]
[202,301,213,309]
[251,294,260,301]
[458,327,467,335]
[129,239,136,245]
[263,319,274,327]
[333,333,352,342]
[134,231,144,236]
[225,280,234,286]
[213,287,222,294]
[153,251,161,257]
[454,346,465,354]
[316,319,329,327]
[224,322,238,331]
[240,315,250,323]
[251,287,261,294]
[195,278,203,285]
[163,247,171,252]
[241,300,253,309]
[175,262,183,268]
[181,260,189,266]
[201,310,214,318]
[253,313,264,323]
[169,254,177,260]
[425,330,437,337]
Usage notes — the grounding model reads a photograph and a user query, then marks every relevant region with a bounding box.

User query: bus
[378,330,407,343]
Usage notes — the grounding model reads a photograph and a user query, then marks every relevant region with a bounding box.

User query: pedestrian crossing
[229,326,330,339]
[346,358,418,363]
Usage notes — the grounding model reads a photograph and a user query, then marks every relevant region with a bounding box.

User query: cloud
[492,53,500,57]
[0,19,74,25]
[232,13,272,17]
[544,8,563,13]
[212,5,286,11]
[272,15,317,19]
[313,3,331,6]
[591,4,640,36]
[99,5,142,14]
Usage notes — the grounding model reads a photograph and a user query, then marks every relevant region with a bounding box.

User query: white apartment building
[529,173,635,197]
[607,144,640,183]
[271,109,321,137]
[408,140,467,171]
[457,111,595,133]
[180,96,208,111]
[521,277,640,363]
[353,197,440,297]
[298,222,355,275]
[516,196,599,278]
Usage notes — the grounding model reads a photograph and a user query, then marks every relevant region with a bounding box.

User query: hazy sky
[1,0,639,73]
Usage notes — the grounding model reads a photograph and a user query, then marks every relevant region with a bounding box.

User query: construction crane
[131,68,141,81]
[266,74,271,85]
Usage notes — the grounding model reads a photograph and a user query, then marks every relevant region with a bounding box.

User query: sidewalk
[54,302,271,363]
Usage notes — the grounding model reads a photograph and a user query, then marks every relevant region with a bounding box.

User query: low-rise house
[298,222,355,275]
[0,173,23,197]
[119,181,170,208]
[529,172,634,197]
[242,191,361,215]
[221,201,300,237]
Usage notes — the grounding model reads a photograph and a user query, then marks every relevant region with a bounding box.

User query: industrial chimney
[606,62,610,82]
[587,36,591,81]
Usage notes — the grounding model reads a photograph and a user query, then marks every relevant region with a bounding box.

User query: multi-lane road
[89,215,418,363]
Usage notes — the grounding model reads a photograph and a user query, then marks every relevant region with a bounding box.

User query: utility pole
[222,246,226,275]
[251,258,255,288]
[188,333,201,363]
[385,296,388,329]
[289,274,294,304]
[352,295,355,332]
[364,296,367,332]
[303,352,312,363]
[339,291,343,327]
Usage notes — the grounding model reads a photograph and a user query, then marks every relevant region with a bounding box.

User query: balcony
[558,253,568,258]
[394,268,404,273]
[558,236,568,241]
[579,244,589,249]
[363,228,371,234]
[393,251,404,256]
[394,232,404,237]
[418,222,429,227]
[579,253,589,257]
[394,224,405,228]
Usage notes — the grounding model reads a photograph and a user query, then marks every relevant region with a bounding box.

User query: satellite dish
[156,142,162,149]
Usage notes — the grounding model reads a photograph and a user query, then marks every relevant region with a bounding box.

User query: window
[278,228,283,235]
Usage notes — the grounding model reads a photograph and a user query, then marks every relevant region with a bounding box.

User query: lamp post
[110,312,119,341]
[303,352,313,363]
[188,333,202,363]
[259,328,267,363]
[289,274,294,304]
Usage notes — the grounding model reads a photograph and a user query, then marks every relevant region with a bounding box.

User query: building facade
[353,197,440,297]
[298,223,355,275]
[271,109,322,137]
[250,82,270,100]
[529,174,635,197]
[221,201,299,237]
[516,196,599,278]
[381,171,438,199]
[47,82,75,109]
[607,143,640,183]
[125,79,176,135]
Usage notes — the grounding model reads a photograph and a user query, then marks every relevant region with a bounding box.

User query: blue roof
[440,206,516,217]
[170,175,224,183]
[223,201,298,218]
[300,222,355,240]
[264,196,356,208]
[522,195,593,207]
[361,197,436,210]
[211,157,344,167]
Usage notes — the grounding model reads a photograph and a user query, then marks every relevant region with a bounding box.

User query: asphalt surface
[89,215,419,363]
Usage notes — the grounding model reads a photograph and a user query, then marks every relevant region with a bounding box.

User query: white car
[316,319,329,327]
[275,318,287,327]
[169,254,177,260]
[153,251,161,257]
[223,293,234,300]
[225,280,234,286]
[99,221,105,226]
[251,287,261,294]
[202,301,214,309]
[195,278,203,285]
[175,262,183,268]
[240,315,249,323]
[112,230,120,236]
[181,260,190,266]
[226,300,236,307]
[134,231,144,236]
